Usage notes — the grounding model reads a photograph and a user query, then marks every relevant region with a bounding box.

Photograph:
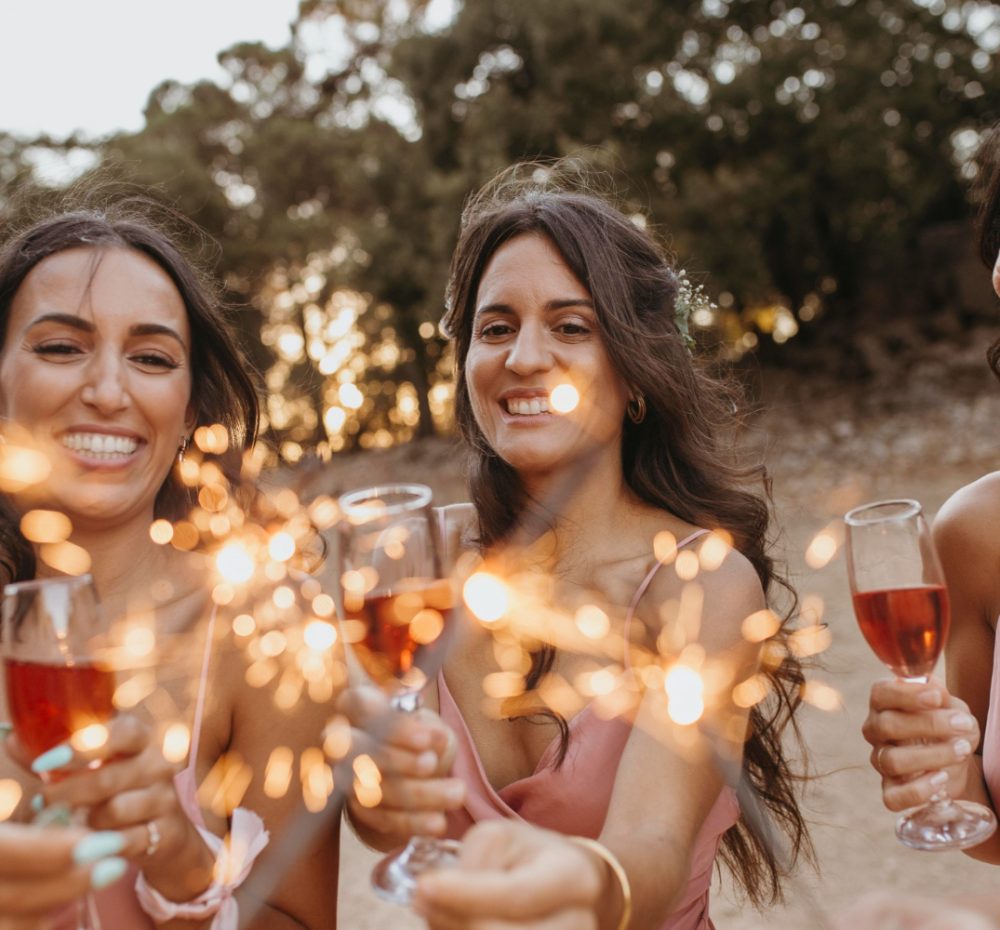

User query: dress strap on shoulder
[626,529,711,620]
[186,604,218,775]
[623,529,711,668]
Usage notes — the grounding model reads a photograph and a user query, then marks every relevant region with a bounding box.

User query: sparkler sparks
[71,723,109,752]
[549,383,580,414]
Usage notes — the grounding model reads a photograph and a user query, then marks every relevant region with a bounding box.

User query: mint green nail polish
[35,803,71,827]
[31,743,73,774]
[73,832,127,865]
[90,857,127,890]
[30,793,44,814]
[0,722,12,738]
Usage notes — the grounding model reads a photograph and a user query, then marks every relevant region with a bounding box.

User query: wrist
[141,819,214,903]
[567,836,631,930]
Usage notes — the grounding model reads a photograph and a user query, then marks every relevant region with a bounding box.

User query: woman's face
[465,233,629,479]
[0,246,195,531]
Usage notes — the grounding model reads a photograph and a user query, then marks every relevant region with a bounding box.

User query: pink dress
[439,531,740,930]
[978,622,1000,807]
[54,612,217,929]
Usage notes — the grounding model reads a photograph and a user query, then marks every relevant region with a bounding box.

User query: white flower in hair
[673,269,716,350]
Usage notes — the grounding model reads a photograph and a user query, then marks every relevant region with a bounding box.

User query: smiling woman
[0,201,339,929]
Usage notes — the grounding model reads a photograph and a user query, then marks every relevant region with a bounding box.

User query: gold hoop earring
[177,436,189,464]
[626,393,646,425]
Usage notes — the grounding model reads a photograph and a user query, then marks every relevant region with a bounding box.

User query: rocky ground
[327,358,1000,929]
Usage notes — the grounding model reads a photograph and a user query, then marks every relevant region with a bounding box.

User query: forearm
[598,830,687,930]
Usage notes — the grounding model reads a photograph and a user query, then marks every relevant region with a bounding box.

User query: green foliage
[3,0,998,450]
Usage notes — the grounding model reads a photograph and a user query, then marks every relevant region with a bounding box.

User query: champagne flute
[1,573,115,928]
[845,498,997,850]
[338,483,460,905]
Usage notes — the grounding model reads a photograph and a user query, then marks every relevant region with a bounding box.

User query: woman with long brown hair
[0,200,338,928]
[342,165,811,929]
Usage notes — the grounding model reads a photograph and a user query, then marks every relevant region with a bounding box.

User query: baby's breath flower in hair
[673,269,716,350]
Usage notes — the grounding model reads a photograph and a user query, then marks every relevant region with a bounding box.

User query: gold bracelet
[568,835,632,930]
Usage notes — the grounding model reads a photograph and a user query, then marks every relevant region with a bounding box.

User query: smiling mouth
[62,432,140,459]
[504,397,551,416]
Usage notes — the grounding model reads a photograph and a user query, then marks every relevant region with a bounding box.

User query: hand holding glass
[845,499,996,850]
[1,573,115,928]
[338,483,460,904]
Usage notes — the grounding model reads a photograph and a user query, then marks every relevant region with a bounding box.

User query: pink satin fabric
[439,530,740,930]
[979,623,1000,809]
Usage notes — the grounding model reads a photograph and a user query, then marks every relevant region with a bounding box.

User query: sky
[0,0,301,138]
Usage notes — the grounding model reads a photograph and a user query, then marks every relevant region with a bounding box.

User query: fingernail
[30,794,44,814]
[31,744,73,774]
[35,803,72,827]
[446,783,465,805]
[416,750,438,774]
[930,771,949,787]
[73,832,127,865]
[408,729,432,750]
[954,738,973,758]
[0,722,11,738]
[90,857,128,890]
[950,713,976,732]
[918,691,942,707]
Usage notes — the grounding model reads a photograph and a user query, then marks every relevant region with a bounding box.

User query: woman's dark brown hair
[976,123,1000,380]
[0,200,260,583]
[441,165,810,906]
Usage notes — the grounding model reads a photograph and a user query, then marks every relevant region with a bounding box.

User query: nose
[80,351,130,413]
[504,322,554,375]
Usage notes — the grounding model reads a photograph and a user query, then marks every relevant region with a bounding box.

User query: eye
[556,321,591,337]
[478,321,515,339]
[130,352,180,371]
[32,341,83,358]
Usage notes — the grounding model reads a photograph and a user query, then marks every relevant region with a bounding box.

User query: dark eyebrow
[128,323,188,349]
[474,298,595,318]
[26,314,188,350]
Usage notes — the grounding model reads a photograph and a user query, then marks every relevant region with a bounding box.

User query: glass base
[896,799,997,851]
[371,836,461,905]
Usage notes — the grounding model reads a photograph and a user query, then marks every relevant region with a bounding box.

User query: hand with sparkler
[413,820,606,930]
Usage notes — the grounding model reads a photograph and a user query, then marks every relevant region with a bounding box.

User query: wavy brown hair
[0,198,259,583]
[975,124,1000,381]
[441,164,811,907]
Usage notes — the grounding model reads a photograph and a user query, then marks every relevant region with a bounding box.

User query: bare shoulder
[640,532,766,649]
[933,472,1000,549]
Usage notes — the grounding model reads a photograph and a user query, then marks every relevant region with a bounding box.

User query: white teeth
[505,398,550,416]
[62,433,139,458]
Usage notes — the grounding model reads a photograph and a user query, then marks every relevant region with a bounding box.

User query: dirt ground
[331,384,1000,929]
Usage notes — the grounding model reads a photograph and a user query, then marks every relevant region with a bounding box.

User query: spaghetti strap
[624,529,711,666]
